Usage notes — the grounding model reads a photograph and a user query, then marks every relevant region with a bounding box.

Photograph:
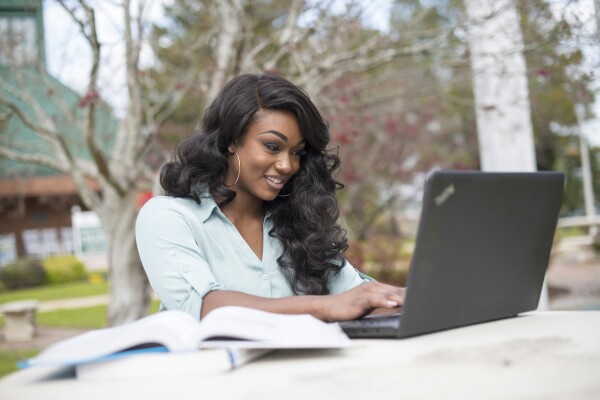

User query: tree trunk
[105,194,152,326]
[465,0,536,171]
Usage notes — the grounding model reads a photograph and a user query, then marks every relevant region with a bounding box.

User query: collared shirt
[135,195,369,320]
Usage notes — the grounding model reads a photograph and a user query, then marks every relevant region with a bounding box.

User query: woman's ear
[228,140,240,154]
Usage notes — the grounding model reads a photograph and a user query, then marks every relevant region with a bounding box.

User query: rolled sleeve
[327,258,373,294]
[136,197,223,320]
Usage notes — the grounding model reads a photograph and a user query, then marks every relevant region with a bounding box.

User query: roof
[0,174,99,198]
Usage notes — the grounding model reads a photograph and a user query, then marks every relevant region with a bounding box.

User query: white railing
[558,216,600,228]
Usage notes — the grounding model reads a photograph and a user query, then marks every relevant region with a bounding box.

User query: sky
[43,0,600,143]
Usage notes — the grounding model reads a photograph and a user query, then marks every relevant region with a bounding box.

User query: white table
[1,311,599,400]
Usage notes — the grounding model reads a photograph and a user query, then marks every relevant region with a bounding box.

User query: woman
[136,73,404,321]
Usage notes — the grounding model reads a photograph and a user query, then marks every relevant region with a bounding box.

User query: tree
[151,0,467,242]
[0,0,187,326]
[1,0,449,322]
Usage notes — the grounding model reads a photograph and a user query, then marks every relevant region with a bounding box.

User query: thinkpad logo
[434,184,455,206]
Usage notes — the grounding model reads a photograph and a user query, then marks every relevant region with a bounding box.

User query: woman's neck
[219,191,265,222]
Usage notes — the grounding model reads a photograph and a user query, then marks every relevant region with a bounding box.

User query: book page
[194,306,350,348]
[25,311,201,367]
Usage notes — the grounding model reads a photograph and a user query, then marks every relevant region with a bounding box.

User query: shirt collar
[196,188,273,223]
[195,189,220,223]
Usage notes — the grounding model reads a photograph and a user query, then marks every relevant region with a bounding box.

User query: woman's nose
[275,155,292,173]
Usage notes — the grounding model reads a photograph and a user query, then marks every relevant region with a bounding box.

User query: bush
[43,256,88,285]
[0,258,46,290]
[348,236,411,287]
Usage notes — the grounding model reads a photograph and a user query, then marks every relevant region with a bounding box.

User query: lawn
[0,300,161,378]
[0,349,39,377]
[0,281,109,305]
[0,300,161,328]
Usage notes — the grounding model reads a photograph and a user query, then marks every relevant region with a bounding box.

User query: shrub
[0,258,46,290]
[348,236,411,286]
[43,256,88,285]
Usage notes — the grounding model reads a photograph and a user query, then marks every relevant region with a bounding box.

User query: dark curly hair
[160,73,348,295]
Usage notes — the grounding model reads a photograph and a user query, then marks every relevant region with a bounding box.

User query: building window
[22,227,72,258]
[22,229,43,257]
[60,227,74,254]
[0,233,17,266]
[0,15,37,66]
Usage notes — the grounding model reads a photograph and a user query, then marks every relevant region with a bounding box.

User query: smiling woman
[135,73,405,322]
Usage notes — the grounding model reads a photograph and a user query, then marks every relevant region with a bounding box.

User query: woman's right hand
[317,281,406,322]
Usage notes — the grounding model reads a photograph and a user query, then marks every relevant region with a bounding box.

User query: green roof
[0,66,119,178]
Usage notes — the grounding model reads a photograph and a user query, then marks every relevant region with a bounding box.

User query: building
[0,0,114,266]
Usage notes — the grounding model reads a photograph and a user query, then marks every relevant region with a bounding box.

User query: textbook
[20,306,350,375]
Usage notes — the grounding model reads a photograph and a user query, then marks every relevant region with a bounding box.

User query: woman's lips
[264,176,286,190]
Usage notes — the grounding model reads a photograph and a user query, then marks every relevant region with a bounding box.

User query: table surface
[1,311,599,400]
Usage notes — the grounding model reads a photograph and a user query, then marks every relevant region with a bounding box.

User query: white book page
[194,306,350,347]
[27,310,201,366]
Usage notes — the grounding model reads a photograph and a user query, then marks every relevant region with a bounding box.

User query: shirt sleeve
[135,197,224,320]
[327,258,373,295]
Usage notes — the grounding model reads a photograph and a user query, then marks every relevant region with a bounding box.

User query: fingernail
[387,300,398,307]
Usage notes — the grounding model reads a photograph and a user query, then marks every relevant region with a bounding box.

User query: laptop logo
[434,184,455,206]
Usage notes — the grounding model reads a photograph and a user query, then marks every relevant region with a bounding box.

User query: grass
[0,281,109,305]
[0,300,161,328]
[557,227,586,237]
[0,349,39,377]
[0,300,161,378]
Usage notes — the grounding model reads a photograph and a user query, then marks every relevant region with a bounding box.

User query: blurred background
[0,0,599,376]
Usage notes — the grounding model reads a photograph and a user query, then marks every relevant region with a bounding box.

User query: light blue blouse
[135,195,369,320]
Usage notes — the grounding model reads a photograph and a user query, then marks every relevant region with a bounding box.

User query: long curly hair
[160,73,348,295]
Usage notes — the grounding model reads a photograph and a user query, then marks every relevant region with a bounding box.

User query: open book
[21,306,350,373]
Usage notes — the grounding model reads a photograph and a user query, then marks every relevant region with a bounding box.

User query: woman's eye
[264,143,280,152]
[293,149,307,157]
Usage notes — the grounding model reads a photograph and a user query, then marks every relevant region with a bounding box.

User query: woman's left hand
[315,281,406,322]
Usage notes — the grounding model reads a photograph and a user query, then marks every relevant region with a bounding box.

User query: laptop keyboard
[338,311,403,338]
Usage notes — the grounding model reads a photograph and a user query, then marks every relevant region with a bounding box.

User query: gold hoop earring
[224,152,241,187]
[278,185,292,198]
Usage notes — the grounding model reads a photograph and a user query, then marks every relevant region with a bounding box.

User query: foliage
[346,236,412,286]
[42,256,88,285]
[517,0,596,215]
[0,258,46,290]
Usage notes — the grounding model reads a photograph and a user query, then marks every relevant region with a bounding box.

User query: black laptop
[339,170,565,338]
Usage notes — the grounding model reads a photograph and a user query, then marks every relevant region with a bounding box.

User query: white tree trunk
[465,0,537,172]
[103,194,152,326]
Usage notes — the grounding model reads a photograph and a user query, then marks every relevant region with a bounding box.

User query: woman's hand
[317,281,406,322]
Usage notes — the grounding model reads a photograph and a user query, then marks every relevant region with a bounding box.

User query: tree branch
[0,145,67,172]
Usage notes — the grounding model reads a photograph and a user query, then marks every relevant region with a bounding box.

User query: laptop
[339,170,565,338]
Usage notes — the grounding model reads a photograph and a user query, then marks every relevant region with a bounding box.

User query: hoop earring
[278,186,291,198]
[224,152,241,187]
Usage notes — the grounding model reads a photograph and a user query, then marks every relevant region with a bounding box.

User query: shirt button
[169,250,176,256]
[183,267,189,273]
[261,274,269,280]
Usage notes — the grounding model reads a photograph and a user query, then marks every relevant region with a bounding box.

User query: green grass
[0,281,109,305]
[37,305,109,329]
[0,300,161,329]
[0,349,39,378]
[557,227,585,237]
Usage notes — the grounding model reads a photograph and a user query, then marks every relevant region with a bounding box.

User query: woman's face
[226,110,306,202]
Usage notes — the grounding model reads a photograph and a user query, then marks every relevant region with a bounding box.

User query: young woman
[136,73,405,321]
